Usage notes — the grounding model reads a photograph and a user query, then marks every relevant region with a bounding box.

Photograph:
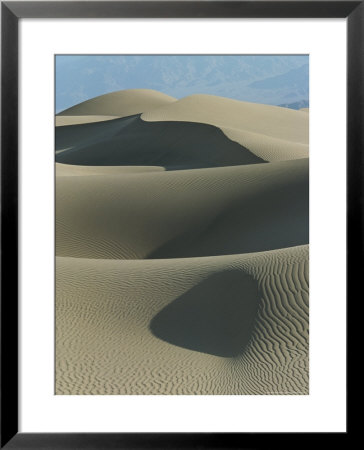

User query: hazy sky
[56,55,309,112]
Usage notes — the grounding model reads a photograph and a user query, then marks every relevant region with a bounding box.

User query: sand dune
[56,162,165,176]
[56,115,118,127]
[142,94,309,161]
[56,115,264,169]
[55,89,309,395]
[56,245,308,395]
[56,158,308,259]
[57,89,176,118]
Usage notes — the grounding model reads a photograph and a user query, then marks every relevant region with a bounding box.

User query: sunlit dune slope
[142,94,309,161]
[56,162,165,176]
[57,88,176,119]
[56,115,118,126]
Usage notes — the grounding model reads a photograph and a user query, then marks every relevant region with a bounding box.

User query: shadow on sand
[149,270,259,357]
[56,115,264,169]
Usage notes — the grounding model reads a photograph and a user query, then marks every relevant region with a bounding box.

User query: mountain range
[56,55,309,112]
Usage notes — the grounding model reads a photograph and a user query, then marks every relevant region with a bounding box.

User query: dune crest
[57,88,176,119]
[142,94,308,161]
[56,115,118,127]
[56,115,265,169]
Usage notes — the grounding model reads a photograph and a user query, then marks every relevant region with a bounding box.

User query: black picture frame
[1,1,357,448]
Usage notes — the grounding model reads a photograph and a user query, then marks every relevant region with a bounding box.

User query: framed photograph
[1,1,356,448]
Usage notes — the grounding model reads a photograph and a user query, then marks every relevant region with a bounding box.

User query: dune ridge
[55,89,309,395]
[56,115,265,169]
[58,88,176,118]
[141,94,309,161]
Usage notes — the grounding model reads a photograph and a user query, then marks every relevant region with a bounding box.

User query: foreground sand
[55,89,309,395]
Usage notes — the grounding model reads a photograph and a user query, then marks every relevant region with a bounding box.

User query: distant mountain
[279,99,309,110]
[56,55,309,113]
[249,64,308,89]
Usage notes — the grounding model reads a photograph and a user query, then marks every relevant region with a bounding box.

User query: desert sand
[56,89,309,395]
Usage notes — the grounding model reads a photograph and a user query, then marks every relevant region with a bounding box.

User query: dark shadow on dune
[148,170,309,259]
[56,115,265,169]
[149,271,259,357]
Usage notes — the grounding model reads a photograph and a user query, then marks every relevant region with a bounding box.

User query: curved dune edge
[56,162,165,176]
[57,89,177,118]
[141,94,309,161]
[221,126,308,161]
[56,90,308,163]
[55,115,265,169]
[56,115,119,127]
[56,245,309,395]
